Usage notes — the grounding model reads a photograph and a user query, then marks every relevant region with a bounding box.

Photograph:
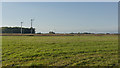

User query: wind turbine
[30,19,34,34]
[21,22,23,34]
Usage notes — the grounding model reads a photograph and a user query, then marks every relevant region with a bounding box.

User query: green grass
[2,35,118,66]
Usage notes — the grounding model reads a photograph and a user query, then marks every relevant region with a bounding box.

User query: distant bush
[82,32,92,34]
[49,31,55,34]
[37,32,42,34]
[78,32,81,34]
[106,33,110,34]
[70,32,74,34]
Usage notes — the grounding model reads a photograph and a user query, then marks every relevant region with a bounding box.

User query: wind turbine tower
[31,19,34,34]
[21,22,23,34]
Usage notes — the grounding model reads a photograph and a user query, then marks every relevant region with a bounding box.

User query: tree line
[0,27,111,34]
[0,27,35,33]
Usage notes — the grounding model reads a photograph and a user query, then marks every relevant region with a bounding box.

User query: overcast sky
[2,2,118,33]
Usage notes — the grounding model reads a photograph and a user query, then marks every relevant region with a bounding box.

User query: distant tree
[1,27,35,34]
[78,32,81,34]
[37,32,42,34]
[49,31,55,34]
[70,32,74,34]
[106,33,110,34]
[83,32,91,34]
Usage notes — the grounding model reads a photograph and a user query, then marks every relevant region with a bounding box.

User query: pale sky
[2,2,118,33]
[1,0,119,2]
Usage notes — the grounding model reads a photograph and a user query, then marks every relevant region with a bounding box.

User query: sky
[2,2,118,33]
[1,0,119,2]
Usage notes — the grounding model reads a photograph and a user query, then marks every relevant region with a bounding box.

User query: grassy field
[2,35,118,66]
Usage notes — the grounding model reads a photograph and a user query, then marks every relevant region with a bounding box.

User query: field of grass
[2,35,118,66]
